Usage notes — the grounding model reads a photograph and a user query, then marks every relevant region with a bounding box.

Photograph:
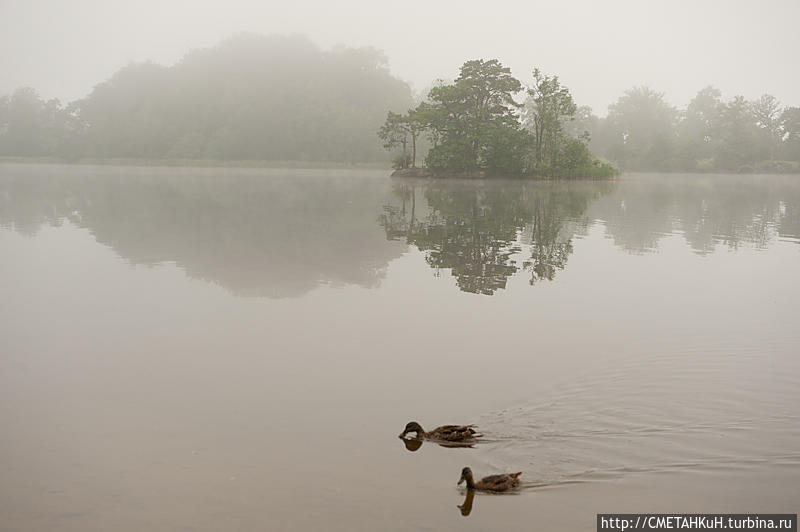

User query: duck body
[399,421,482,443]
[458,467,522,492]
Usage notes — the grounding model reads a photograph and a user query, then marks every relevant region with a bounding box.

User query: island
[378,59,619,179]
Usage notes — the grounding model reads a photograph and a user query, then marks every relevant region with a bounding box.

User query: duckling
[399,421,483,442]
[457,467,522,492]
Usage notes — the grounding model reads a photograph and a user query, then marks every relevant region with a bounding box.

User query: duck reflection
[399,436,423,452]
[397,436,475,452]
[457,489,475,517]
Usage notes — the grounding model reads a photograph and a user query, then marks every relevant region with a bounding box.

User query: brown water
[1,164,798,531]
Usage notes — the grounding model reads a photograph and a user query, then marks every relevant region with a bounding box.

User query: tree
[0,87,74,157]
[562,105,597,143]
[715,96,764,170]
[377,108,427,169]
[423,59,523,173]
[405,107,425,168]
[782,107,800,142]
[378,111,409,168]
[677,86,723,168]
[523,68,578,170]
[70,34,413,162]
[604,87,678,171]
[520,70,613,177]
[751,94,783,161]
[779,107,800,161]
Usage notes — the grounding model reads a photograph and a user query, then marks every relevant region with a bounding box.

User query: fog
[3,4,800,530]
[2,0,798,114]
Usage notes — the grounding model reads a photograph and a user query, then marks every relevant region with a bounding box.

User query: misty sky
[2,0,798,115]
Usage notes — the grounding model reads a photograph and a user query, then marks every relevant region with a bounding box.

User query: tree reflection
[0,166,406,298]
[3,168,797,301]
[585,174,800,254]
[380,180,614,295]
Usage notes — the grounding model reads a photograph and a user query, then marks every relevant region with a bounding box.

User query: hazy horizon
[2,0,798,115]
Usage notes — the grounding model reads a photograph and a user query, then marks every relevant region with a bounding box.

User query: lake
[1,164,798,531]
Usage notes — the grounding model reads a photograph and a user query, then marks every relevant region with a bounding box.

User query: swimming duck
[399,421,483,442]
[457,467,522,492]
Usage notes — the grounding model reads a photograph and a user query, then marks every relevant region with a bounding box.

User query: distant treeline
[580,87,800,173]
[1,34,798,172]
[0,34,412,163]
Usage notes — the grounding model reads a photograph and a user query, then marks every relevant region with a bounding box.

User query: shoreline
[390,167,620,180]
[1,157,798,176]
[0,156,387,171]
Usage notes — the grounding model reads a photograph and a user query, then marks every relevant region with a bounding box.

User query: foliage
[586,87,800,172]
[0,34,413,163]
[377,108,425,168]
[523,68,577,171]
[714,96,766,171]
[422,59,525,173]
[7,41,796,173]
[780,107,800,162]
[391,153,411,170]
[378,111,410,167]
[0,88,81,158]
[386,60,615,178]
[602,87,678,171]
[520,69,613,177]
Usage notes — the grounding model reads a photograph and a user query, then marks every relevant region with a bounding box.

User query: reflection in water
[1,165,799,531]
[457,489,475,517]
[1,167,798,300]
[397,436,475,452]
[586,174,800,254]
[379,175,800,294]
[399,437,423,452]
[0,166,405,298]
[380,180,614,295]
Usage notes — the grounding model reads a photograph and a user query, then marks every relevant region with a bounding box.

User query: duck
[457,467,522,492]
[399,421,483,443]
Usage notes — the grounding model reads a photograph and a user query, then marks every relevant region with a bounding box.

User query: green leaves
[375,59,616,178]
[422,59,525,173]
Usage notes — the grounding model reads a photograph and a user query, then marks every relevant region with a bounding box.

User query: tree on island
[422,59,528,174]
[376,108,425,169]
[378,59,617,178]
[523,68,578,172]
[377,111,409,169]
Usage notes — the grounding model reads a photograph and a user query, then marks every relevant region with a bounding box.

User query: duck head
[399,421,424,438]
[458,467,474,487]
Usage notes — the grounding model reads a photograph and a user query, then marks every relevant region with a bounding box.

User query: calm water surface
[1,164,798,531]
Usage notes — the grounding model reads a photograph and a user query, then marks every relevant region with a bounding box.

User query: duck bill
[457,475,465,486]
